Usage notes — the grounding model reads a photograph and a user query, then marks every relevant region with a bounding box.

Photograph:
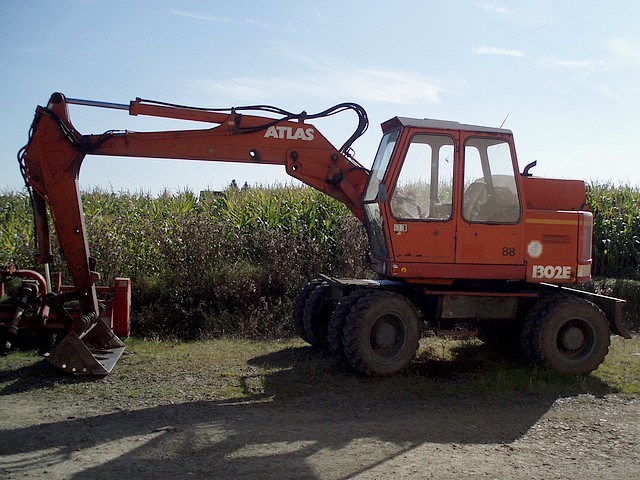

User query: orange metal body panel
[523,211,592,284]
[521,177,591,284]
[522,176,588,211]
[368,122,591,285]
[389,219,456,263]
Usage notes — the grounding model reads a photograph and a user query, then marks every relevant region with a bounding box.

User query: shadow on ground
[0,342,616,479]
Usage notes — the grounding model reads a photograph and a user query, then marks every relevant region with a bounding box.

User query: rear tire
[327,289,373,361]
[293,280,324,344]
[342,291,420,376]
[525,294,610,375]
[302,283,334,349]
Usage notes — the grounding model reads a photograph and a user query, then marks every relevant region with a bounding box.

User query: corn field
[588,182,640,278]
[1,184,369,338]
[1,182,639,338]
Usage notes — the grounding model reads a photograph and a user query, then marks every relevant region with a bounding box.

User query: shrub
[1,185,369,338]
[582,278,640,332]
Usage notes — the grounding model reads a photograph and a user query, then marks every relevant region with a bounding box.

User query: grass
[1,335,638,408]
[416,336,640,397]
[591,335,640,396]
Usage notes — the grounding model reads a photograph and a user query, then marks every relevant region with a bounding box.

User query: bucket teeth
[46,320,125,375]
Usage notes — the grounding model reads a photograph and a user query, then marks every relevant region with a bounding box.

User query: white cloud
[328,67,441,104]
[168,9,233,23]
[607,37,640,66]
[597,84,617,98]
[477,2,512,16]
[168,9,273,30]
[473,46,525,57]
[539,57,603,71]
[537,38,640,74]
[245,19,271,29]
[200,78,268,99]
[198,61,444,105]
[475,1,551,27]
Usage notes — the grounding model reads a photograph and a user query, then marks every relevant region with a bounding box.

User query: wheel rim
[556,319,594,358]
[370,314,404,358]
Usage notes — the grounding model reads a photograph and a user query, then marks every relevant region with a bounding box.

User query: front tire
[342,291,420,376]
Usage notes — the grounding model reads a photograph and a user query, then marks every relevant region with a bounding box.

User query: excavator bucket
[46,320,125,375]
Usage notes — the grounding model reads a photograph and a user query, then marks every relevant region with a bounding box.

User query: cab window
[462,138,520,223]
[364,130,399,202]
[390,134,454,220]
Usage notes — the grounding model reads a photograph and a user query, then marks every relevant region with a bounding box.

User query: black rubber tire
[327,289,373,361]
[520,295,556,363]
[292,279,323,344]
[525,294,610,375]
[302,283,334,349]
[342,291,420,376]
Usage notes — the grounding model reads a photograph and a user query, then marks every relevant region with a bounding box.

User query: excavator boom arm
[19,92,370,320]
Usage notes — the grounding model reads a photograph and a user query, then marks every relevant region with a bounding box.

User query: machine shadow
[0,358,104,396]
[0,344,615,479]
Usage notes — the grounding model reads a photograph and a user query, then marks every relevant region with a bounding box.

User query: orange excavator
[2,92,629,376]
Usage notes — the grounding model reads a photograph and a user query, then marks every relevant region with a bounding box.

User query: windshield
[364,130,399,201]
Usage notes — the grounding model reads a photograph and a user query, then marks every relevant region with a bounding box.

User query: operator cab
[363,117,524,281]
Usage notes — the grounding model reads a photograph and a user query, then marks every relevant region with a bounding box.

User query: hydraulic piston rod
[64,97,130,110]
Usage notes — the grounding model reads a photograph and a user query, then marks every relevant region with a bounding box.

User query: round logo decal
[527,240,543,258]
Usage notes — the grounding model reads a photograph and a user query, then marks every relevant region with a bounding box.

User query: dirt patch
[0,347,638,479]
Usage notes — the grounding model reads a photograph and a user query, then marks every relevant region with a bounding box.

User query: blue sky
[2,0,639,194]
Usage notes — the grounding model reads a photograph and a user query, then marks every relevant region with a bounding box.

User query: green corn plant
[588,182,640,279]
[0,190,35,268]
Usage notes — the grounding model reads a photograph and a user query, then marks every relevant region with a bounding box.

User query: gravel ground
[1,357,638,480]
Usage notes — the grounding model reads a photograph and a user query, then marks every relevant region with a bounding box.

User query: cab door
[387,132,457,263]
[454,134,525,266]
